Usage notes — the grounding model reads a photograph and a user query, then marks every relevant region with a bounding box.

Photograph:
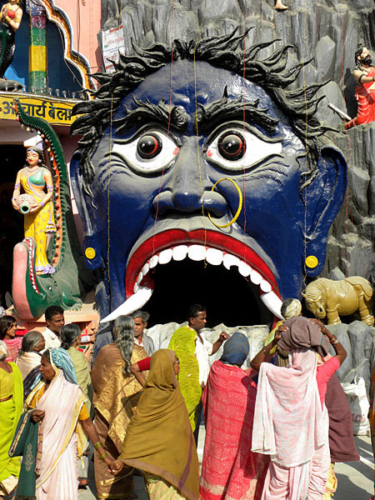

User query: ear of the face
[304,145,347,277]
[70,150,103,270]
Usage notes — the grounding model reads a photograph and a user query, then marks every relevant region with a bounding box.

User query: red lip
[125,229,280,299]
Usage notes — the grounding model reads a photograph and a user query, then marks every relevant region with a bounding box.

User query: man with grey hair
[131,310,154,356]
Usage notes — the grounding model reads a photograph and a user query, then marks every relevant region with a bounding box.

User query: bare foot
[275,1,288,10]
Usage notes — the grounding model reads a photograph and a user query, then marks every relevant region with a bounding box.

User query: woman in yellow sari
[0,340,23,499]
[12,146,56,274]
[91,315,148,500]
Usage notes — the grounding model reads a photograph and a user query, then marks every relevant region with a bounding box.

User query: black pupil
[138,134,161,159]
[219,133,245,161]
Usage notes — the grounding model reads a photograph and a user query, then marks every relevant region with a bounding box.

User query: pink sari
[4,338,22,362]
[200,361,269,500]
[252,350,330,500]
[26,370,87,500]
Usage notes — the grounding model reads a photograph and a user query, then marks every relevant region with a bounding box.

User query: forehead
[116,60,281,120]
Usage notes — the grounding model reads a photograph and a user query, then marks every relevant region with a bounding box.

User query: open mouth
[101,229,283,325]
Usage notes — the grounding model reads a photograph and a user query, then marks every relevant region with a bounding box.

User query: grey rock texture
[327,320,375,390]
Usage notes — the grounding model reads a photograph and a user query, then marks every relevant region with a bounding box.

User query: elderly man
[346,44,375,129]
[131,310,154,356]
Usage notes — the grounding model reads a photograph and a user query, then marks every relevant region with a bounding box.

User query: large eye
[218,131,246,161]
[112,130,178,174]
[137,133,162,159]
[206,127,282,172]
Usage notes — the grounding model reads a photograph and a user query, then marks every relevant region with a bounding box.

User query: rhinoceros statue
[302,277,374,326]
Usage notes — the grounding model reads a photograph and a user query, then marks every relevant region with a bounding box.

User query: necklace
[26,166,40,173]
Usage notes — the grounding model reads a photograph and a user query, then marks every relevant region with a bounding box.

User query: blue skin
[71,60,347,318]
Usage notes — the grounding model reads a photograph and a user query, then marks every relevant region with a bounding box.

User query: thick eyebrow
[114,96,189,134]
[196,93,280,135]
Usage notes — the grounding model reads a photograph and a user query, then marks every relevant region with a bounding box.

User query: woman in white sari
[24,348,113,500]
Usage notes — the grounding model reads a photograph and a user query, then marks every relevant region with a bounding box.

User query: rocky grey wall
[100,0,375,285]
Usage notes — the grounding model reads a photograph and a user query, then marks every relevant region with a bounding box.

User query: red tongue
[139,273,155,290]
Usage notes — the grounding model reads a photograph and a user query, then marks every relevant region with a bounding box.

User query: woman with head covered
[111,349,199,500]
[250,316,347,500]
[16,347,112,500]
[200,332,269,500]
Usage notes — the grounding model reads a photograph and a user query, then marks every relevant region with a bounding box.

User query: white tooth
[100,287,154,323]
[159,249,173,265]
[188,245,206,261]
[223,253,240,270]
[142,263,150,275]
[260,280,272,293]
[149,255,159,268]
[260,291,283,319]
[239,261,251,277]
[250,270,262,285]
[206,248,223,266]
[136,272,143,285]
[134,283,139,293]
[173,245,188,261]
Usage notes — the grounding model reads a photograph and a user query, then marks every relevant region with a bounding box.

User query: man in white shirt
[187,304,229,388]
[131,310,155,356]
[42,305,65,350]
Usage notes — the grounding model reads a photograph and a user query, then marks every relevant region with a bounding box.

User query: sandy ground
[79,429,374,500]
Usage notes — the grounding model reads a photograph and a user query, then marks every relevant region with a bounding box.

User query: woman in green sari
[0,340,23,499]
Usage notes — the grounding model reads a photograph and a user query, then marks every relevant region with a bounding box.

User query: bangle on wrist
[99,452,108,461]
[330,336,339,345]
[262,346,270,355]
[94,441,103,451]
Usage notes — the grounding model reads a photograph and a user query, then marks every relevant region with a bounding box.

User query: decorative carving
[70,31,348,322]
[0,0,23,79]
[345,45,375,129]
[11,98,92,319]
[303,277,374,326]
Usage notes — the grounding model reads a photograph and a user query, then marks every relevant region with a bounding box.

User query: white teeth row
[134,244,273,294]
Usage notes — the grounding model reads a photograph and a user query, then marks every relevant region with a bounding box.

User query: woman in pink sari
[200,332,269,500]
[250,316,347,500]
[23,348,113,500]
[0,316,21,362]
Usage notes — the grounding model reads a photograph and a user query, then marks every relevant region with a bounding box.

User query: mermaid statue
[0,0,22,79]
[12,147,56,274]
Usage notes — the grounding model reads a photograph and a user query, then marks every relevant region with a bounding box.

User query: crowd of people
[0,300,360,500]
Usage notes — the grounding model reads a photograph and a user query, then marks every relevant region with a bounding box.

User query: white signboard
[101,25,125,73]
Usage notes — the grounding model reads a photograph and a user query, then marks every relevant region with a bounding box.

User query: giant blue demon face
[71,58,347,326]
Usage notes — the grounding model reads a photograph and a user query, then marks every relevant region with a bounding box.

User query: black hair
[60,324,81,350]
[188,304,206,320]
[72,29,332,200]
[114,315,134,377]
[355,43,365,67]
[0,315,16,340]
[45,305,64,321]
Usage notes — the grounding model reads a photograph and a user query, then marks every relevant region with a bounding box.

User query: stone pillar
[26,0,47,93]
